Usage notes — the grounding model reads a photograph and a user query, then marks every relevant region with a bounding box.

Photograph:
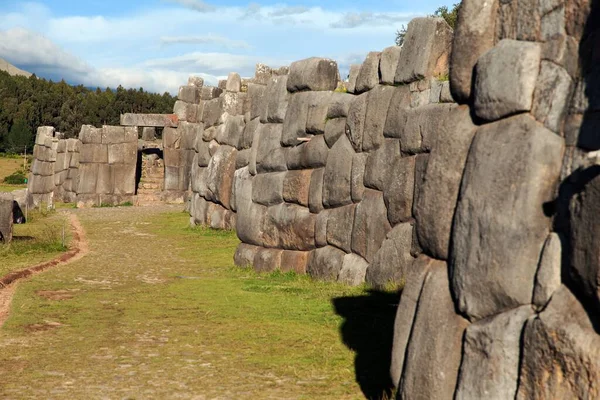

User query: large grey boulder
[399,261,470,400]
[178,85,201,104]
[252,172,285,206]
[306,92,332,135]
[395,104,456,155]
[263,203,316,251]
[338,253,369,286]
[282,170,312,207]
[263,76,289,123]
[326,204,356,253]
[568,171,600,307]
[345,92,368,152]
[366,223,414,289]
[217,114,245,147]
[248,83,266,120]
[281,250,309,274]
[254,247,283,273]
[516,286,600,399]
[323,135,354,208]
[532,233,562,310]
[202,98,222,128]
[287,58,340,92]
[451,114,564,321]
[415,106,477,260]
[327,92,354,119]
[285,135,328,170]
[308,168,325,214]
[395,17,454,84]
[239,117,259,150]
[355,52,381,94]
[281,92,311,146]
[255,124,287,173]
[450,0,499,102]
[380,46,402,85]
[390,256,436,388]
[346,64,361,94]
[531,61,573,134]
[351,153,368,203]
[226,72,242,92]
[234,243,260,268]
[324,118,347,148]
[205,145,237,210]
[364,139,401,191]
[307,246,346,281]
[474,39,542,121]
[0,197,13,243]
[351,189,392,263]
[384,155,415,226]
[383,86,411,139]
[362,85,396,152]
[455,306,534,400]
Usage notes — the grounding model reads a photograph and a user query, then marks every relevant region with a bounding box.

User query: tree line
[0,71,176,153]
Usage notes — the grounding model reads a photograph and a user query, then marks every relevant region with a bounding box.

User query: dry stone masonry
[25,0,600,396]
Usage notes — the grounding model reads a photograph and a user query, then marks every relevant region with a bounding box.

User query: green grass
[0,209,70,276]
[0,207,381,399]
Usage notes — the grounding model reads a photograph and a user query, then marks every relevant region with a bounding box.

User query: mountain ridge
[0,58,32,78]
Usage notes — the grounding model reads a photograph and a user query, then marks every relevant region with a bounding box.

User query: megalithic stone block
[287,57,340,92]
[120,113,179,127]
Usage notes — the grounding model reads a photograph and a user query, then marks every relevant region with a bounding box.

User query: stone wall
[187,1,600,397]
[29,127,59,207]
[75,125,137,207]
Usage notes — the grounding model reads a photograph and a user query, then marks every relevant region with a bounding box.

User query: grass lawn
[0,209,70,277]
[0,156,28,192]
[0,207,398,399]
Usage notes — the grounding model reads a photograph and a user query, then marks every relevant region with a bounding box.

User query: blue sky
[0,0,457,94]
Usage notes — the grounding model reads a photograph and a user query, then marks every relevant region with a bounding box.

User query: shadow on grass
[333,290,401,400]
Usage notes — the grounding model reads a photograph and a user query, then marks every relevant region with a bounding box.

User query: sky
[0,0,457,94]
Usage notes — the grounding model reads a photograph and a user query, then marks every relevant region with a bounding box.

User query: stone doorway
[136,147,165,206]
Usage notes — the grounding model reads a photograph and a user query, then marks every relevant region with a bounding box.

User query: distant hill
[0,58,32,78]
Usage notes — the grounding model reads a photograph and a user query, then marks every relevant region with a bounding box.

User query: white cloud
[269,6,310,17]
[160,34,252,50]
[330,12,418,29]
[165,0,216,13]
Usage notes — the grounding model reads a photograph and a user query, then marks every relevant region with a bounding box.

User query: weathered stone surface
[263,76,289,123]
[234,243,260,268]
[206,145,237,209]
[474,39,542,121]
[120,113,178,128]
[383,86,412,139]
[263,203,316,251]
[323,135,354,208]
[440,81,453,103]
[287,58,340,92]
[455,306,534,400]
[346,92,368,152]
[366,223,414,289]
[451,114,564,320]
[390,256,435,388]
[337,253,369,286]
[347,64,361,94]
[397,103,456,154]
[516,286,600,400]
[254,63,273,85]
[362,85,396,152]
[254,247,283,273]
[239,116,259,150]
[532,61,573,133]
[188,76,204,88]
[226,72,242,92]
[252,172,285,207]
[380,46,402,85]
[307,246,346,281]
[112,164,136,194]
[201,86,223,101]
[324,118,346,148]
[355,52,381,94]
[384,156,415,226]
[178,85,201,104]
[351,153,368,203]
[533,233,562,310]
[326,204,356,253]
[217,114,245,147]
[281,92,311,146]
[222,92,246,116]
[80,143,108,164]
[450,0,499,102]
[202,98,223,128]
[0,198,14,243]
[306,92,332,134]
[285,135,328,170]
[364,139,400,191]
[399,262,470,400]
[281,250,309,274]
[352,189,392,263]
[255,124,287,173]
[248,83,267,121]
[308,168,324,214]
[415,106,477,259]
[327,92,354,119]
[314,210,328,248]
[568,170,600,307]
[142,127,156,141]
[282,170,312,207]
[395,17,453,84]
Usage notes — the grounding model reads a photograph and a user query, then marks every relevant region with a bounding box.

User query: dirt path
[0,213,88,327]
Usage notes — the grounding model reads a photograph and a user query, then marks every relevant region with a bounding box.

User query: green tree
[6,118,33,153]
